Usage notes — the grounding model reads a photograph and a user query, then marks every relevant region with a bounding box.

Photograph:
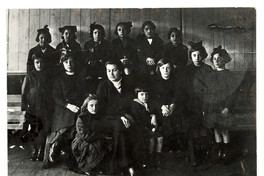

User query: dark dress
[203,69,235,130]
[136,35,164,75]
[162,42,188,72]
[21,69,54,133]
[83,39,112,79]
[96,76,135,120]
[72,111,106,172]
[111,37,138,73]
[181,63,213,135]
[151,74,184,136]
[26,44,56,73]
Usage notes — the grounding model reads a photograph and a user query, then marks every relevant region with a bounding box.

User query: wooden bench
[7,95,24,130]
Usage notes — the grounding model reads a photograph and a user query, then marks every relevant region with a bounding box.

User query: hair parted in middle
[114,22,133,35]
[89,22,105,39]
[80,94,98,113]
[188,41,208,61]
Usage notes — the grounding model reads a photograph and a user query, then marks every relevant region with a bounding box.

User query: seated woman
[162,27,188,73]
[111,22,138,77]
[42,52,85,174]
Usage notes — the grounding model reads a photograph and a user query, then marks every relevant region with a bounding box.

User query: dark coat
[72,111,105,172]
[111,37,138,71]
[83,39,111,78]
[136,35,164,74]
[96,76,135,120]
[51,71,85,132]
[162,42,188,70]
[21,69,54,131]
[203,69,236,129]
[181,63,213,131]
[27,44,56,73]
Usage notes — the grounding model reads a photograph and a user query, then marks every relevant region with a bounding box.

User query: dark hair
[210,45,232,63]
[61,30,77,40]
[188,41,208,61]
[89,22,105,39]
[31,52,44,61]
[35,25,52,43]
[156,58,172,75]
[105,59,124,72]
[114,22,133,35]
[167,27,182,40]
[135,83,150,97]
[81,94,98,113]
[60,51,76,63]
[141,21,156,32]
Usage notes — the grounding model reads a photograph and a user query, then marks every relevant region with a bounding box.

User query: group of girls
[21,20,236,176]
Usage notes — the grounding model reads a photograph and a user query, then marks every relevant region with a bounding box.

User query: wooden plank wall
[7,8,256,72]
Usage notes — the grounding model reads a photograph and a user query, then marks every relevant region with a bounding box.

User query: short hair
[89,22,105,39]
[114,22,133,35]
[167,27,182,40]
[188,41,208,61]
[35,25,52,43]
[210,45,232,63]
[156,58,172,75]
[60,51,76,63]
[141,21,156,32]
[105,59,124,72]
[31,52,44,61]
[81,94,98,113]
[134,83,150,97]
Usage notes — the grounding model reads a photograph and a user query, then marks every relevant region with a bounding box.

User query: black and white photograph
[5,4,259,176]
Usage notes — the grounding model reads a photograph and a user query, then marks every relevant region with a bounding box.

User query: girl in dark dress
[21,52,53,161]
[162,27,188,73]
[42,52,85,174]
[203,45,235,165]
[136,21,164,76]
[111,22,138,76]
[26,25,56,73]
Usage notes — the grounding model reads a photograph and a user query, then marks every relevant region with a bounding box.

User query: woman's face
[106,64,122,82]
[63,57,75,73]
[137,91,149,104]
[191,51,203,66]
[93,29,103,42]
[38,33,48,47]
[34,59,43,71]
[143,24,155,39]
[160,63,171,80]
[63,29,74,43]
[170,31,181,45]
[87,99,99,114]
[117,25,128,38]
[212,53,225,69]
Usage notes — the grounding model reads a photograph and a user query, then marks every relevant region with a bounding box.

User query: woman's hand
[121,116,130,128]
[221,108,229,117]
[161,105,170,117]
[146,58,155,65]
[150,114,157,126]
[66,103,79,113]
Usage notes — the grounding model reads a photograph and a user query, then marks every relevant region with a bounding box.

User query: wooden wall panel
[7,8,256,72]
[18,9,29,71]
[8,9,19,71]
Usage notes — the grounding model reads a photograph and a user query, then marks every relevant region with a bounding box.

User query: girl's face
[191,51,203,66]
[106,64,122,82]
[38,33,48,47]
[143,24,155,39]
[212,53,225,69]
[93,29,103,42]
[137,91,149,104]
[160,63,171,80]
[87,99,99,114]
[34,59,43,71]
[170,31,181,45]
[63,57,75,73]
[117,25,128,38]
[63,29,74,43]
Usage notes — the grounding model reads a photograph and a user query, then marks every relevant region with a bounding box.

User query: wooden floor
[8,130,256,176]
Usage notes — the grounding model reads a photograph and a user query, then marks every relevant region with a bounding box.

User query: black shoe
[42,160,54,169]
[36,148,44,161]
[30,149,38,161]
[69,167,85,174]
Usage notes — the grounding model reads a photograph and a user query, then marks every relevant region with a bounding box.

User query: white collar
[134,98,149,112]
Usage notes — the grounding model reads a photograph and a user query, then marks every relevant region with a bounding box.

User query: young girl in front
[128,83,163,172]
[203,45,235,165]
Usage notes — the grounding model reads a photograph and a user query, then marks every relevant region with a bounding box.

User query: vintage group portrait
[6,8,256,176]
